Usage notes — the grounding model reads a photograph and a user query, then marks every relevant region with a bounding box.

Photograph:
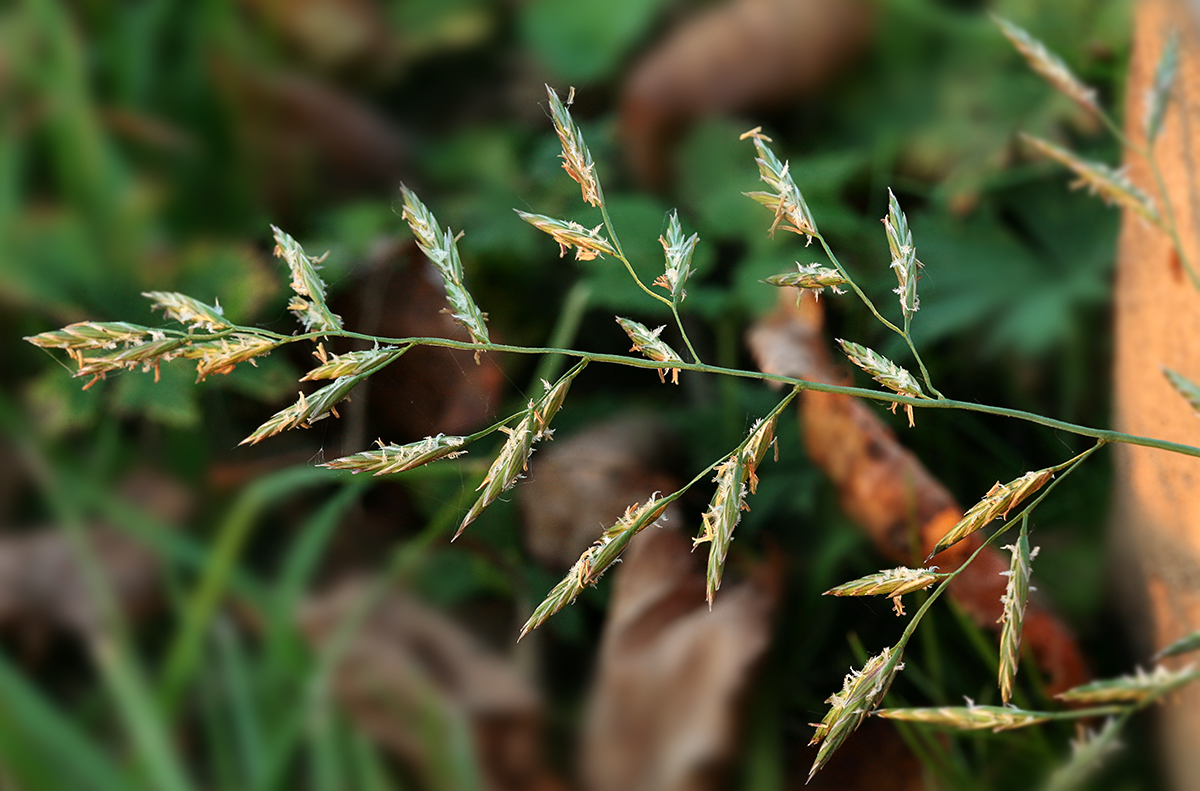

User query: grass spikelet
[653,211,698,302]
[1145,31,1179,146]
[1154,630,1200,661]
[1021,134,1160,224]
[301,347,406,381]
[271,225,343,333]
[321,434,469,476]
[1055,665,1200,705]
[993,16,1099,115]
[400,187,490,352]
[694,456,746,607]
[616,317,684,384]
[143,291,231,332]
[693,416,779,605]
[184,333,280,381]
[928,467,1055,559]
[546,85,602,207]
[1045,719,1123,791]
[455,363,585,538]
[999,528,1037,703]
[456,407,537,539]
[73,336,191,383]
[740,127,818,242]
[836,339,924,426]
[873,704,1051,732]
[520,495,670,639]
[824,566,948,615]
[240,374,363,446]
[533,360,587,439]
[26,322,156,351]
[808,647,904,782]
[762,263,847,300]
[884,189,921,320]
[741,415,777,494]
[1163,368,1200,415]
[515,210,617,261]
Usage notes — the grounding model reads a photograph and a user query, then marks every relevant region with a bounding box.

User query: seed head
[516,210,617,262]
[616,317,684,384]
[546,85,602,207]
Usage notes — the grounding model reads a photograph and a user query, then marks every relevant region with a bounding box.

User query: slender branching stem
[671,301,702,364]
[1096,109,1200,290]
[186,327,1199,459]
[894,441,1104,654]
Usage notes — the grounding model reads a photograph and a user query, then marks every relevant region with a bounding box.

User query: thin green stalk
[530,280,592,388]
[244,328,1200,459]
[158,466,334,714]
[814,230,942,398]
[598,200,674,308]
[671,300,702,364]
[903,313,944,399]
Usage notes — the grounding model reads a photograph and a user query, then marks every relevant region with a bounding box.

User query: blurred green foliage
[2,0,1154,788]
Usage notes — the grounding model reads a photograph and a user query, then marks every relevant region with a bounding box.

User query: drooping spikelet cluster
[693,416,778,605]
[998,531,1038,703]
[520,493,672,639]
[808,647,905,781]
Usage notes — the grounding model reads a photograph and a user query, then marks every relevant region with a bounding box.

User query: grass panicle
[762,263,847,300]
[808,646,904,781]
[321,434,469,476]
[143,291,231,332]
[993,16,1100,115]
[546,85,602,208]
[516,210,618,261]
[884,189,921,321]
[520,494,671,639]
[874,704,1051,732]
[616,317,684,384]
[1054,665,1200,705]
[654,210,698,302]
[836,339,924,425]
[1021,134,1160,224]
[740,127,818,242]
[400,187,491,351]
[928,467,1056,559]
[998,527,1037,703]
[271,225,343,333]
